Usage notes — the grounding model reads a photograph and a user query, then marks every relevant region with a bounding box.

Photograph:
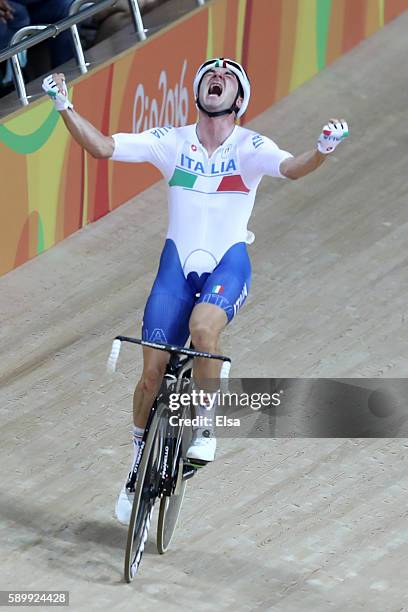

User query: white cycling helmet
[193,57,251,118]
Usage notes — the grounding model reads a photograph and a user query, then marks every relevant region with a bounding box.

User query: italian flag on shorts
[212,285,224,294]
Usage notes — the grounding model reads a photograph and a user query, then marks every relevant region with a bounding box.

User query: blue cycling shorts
[142,239,251,346]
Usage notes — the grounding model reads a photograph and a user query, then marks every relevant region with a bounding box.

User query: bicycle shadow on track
[0,493,305,602]
[0,493,135,585]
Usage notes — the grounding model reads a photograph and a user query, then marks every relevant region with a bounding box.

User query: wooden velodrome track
[1,12,408,612]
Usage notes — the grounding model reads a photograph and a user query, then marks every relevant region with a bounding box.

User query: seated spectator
[0,1,28,51]
[92,0,132,45]
[0,0,75,65]
[91,0,167,46]
[0,0,168,98]
[1,0,75,96]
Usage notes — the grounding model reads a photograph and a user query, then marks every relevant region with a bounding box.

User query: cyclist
[42,58,349,525]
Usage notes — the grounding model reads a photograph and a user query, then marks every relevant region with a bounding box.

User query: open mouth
[208,82,223,96]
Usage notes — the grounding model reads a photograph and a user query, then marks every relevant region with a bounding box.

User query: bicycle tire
[156,473,187,554]
[124,402,167,582]
[156,419,188,556]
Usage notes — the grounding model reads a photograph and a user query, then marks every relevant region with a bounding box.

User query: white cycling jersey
[111,124,292,277]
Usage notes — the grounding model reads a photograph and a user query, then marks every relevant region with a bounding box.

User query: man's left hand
[317,119,349,154]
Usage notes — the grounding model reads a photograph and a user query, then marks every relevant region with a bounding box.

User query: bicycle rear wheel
[124,402,167,582]
[157,448,188,554]
[156,481,187,553]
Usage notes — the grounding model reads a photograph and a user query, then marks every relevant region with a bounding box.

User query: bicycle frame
[110,336,231,494]
[111,335,231,581]
[160,356,194,496]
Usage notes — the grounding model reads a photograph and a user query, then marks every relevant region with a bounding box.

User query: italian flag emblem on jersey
[212,285,224,294]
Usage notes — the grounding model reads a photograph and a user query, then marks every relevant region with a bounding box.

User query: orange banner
[0,0,407,276]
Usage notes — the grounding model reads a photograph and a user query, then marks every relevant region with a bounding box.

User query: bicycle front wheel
[124,402,167,582]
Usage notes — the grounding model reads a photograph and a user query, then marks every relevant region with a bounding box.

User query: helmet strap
[196,98,237,117]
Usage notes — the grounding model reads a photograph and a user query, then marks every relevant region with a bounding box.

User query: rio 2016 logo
[132,60,189,133]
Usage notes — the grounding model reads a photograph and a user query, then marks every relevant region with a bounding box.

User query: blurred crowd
[0,0,167,98]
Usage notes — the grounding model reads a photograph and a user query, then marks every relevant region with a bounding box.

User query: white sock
[131,425,144,470]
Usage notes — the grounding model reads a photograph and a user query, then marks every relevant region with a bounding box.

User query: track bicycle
[107,335,231,582]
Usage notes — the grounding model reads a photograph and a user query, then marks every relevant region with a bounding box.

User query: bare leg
[133,346,169,428]
[186,304,228,461]
[189,303,227,391]
[116,346,170,524]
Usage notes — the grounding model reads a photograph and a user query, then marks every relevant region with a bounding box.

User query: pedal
[185,459,208,470]
[182,462,199,479]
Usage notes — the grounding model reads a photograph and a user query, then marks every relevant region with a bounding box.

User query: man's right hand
[42,73,114,159]
[42,73,74,111]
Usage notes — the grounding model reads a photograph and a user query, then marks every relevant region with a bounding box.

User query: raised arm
[42,73,114,159]
[60,108,114,159]
[280,119,349,180]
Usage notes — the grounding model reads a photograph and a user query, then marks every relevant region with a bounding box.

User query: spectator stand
[0,0,204,116]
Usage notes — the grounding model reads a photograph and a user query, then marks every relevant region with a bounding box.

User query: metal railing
[0,0,206,107]
[10,26,48,105]
[70,1,101,75]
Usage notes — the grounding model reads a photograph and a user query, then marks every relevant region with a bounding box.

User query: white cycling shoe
[186,430,217,462]
[115,475,134,526]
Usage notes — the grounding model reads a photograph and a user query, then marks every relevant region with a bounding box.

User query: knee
[0,22,8,44]
[61,0,74,17]
[190,323,219,353]
[44,0,72,19]
[139,364,166,395]
[9,5,29,30]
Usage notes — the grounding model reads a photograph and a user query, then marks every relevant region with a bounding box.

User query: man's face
[198,67,243,115]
